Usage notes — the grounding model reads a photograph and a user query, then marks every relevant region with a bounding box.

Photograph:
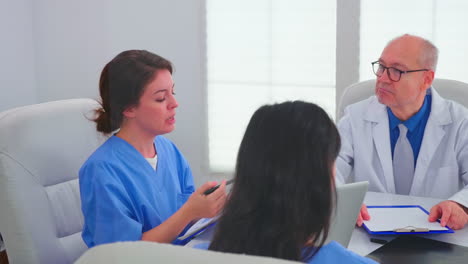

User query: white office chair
[0,99,106,264]
[75,241,301,264]
[337,78,468,121]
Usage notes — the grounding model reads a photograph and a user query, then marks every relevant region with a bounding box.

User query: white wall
[0,0,209,185]
[32,0,109,102]
[0,0,37,112]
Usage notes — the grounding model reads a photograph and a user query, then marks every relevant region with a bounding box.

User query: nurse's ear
[122,105,137,119]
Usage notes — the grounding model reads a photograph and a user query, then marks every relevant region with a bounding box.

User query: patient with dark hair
[196,101,376,263]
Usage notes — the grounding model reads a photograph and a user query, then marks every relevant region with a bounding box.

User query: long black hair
[209,101,341,261]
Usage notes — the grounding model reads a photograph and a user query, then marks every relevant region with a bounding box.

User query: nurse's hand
[428,200,468,230]
[142,181,227,243]
[184,181,227,219]
[356,204,370,227]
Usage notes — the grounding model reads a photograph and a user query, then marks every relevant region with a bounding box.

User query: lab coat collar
[364,97,387,123]
[428,87,452,126]
[411,87,450,195]
[363,87,451,125]
[361,87,452,194]
[364,97,395,192]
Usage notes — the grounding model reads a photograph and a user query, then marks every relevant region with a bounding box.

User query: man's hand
[356,204,370,227]
[428,200,468,230]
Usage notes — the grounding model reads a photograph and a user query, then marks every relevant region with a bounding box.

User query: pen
[203,179,234,195]
[370,238,388,244]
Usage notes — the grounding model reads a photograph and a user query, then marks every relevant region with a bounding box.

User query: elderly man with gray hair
[337,34,468,230]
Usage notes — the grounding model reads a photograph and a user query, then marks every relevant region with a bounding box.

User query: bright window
[360,0,468,83]
[207,0,336,172]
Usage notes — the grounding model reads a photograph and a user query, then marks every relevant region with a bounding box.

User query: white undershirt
[145,155,158,170]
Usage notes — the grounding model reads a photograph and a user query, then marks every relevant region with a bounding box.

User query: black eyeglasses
[371,61,429,82]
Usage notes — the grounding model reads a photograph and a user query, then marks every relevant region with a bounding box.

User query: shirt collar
[387,94,430,132]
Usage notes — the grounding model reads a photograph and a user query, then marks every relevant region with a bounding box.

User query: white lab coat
[336,88,468,207]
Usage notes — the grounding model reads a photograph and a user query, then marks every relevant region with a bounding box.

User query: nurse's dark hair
[209,101,341,262]
[94,50,173,134]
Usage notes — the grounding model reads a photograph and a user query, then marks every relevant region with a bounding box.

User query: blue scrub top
[194,241,377,264]
[79,135,195,247]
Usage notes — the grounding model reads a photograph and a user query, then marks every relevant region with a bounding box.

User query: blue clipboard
[362,205,454,235]
[173,219,217,245]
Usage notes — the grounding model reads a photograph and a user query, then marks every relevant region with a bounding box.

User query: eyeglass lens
[373,63,400,81]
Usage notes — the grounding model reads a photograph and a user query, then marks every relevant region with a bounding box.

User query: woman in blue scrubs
[198,101,376,263]
[79,50,227,248]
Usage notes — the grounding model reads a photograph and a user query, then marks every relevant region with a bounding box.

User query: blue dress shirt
[387,94,432,166]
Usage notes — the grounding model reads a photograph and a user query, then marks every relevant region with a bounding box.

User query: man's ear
[423,70,435,91]
[123,105,137,118]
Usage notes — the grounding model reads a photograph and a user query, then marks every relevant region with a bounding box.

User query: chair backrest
[0,99,107,264]
[337,78,468,121]
[75,241,302,264]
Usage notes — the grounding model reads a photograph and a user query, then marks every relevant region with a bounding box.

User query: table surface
[187,191,468,256]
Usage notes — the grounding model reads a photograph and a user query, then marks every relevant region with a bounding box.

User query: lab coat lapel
[366,99,396,193]
[411,88,451,195]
